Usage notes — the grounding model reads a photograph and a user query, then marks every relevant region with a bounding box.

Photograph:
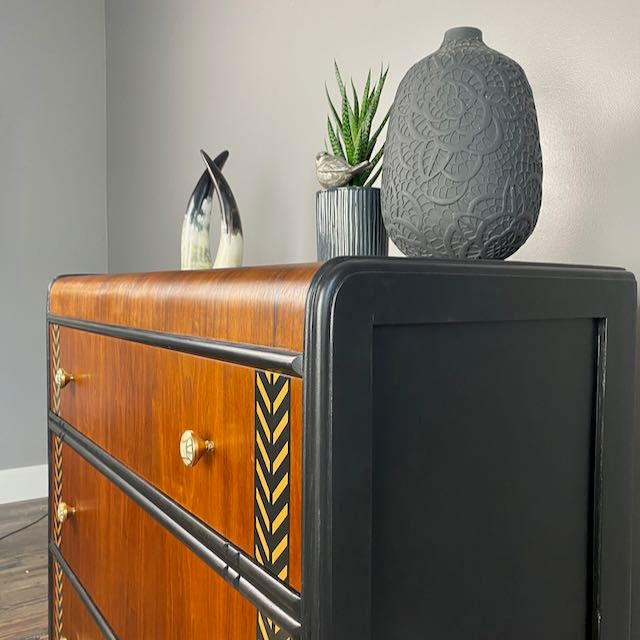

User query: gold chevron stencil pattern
[50,324,64,639]
[51,324,61,415]
[254,371,291,640]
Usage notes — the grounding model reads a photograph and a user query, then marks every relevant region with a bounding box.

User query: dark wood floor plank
[0,498,48,640]
[0,499,47,538]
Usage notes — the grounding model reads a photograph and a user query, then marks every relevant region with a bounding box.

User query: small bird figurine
[315,152,370,189]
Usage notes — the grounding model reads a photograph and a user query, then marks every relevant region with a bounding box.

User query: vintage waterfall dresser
[47,258,637,640]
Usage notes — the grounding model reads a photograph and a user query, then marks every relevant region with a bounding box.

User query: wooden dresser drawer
[54,440,278,639]
[50,324,302,592]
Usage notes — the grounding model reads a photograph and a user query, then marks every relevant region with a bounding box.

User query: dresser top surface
[48,258,634,352]
[49,263,320,351]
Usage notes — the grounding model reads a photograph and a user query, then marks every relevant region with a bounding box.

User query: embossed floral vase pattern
[381,27,543,259]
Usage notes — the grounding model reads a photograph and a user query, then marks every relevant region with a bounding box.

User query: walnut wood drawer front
[50,324,302,593]
[54,441,274,639]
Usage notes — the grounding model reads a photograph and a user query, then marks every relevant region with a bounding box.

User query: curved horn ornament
[180,150,243,270]
[200,149,243,269]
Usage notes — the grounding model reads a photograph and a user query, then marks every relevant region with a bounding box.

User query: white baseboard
[0,464,48,504]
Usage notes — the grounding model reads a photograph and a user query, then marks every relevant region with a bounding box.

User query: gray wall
[105,0,640,273]
[0,1,635,467]
[0,0,107,470]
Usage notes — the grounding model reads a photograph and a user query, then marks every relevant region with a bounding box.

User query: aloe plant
[326,62,390,187]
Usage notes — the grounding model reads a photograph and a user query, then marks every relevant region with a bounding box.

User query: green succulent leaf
[367,82,377,110]
[369,144,385,171]
[360,70,372,120]
[327,117,345,158]
[357,67,388,160]
[346,98,358,154]
[350,169,367,187]
[356,144,384,185]
[351,79,360,121]
[366,106,391,157]
[363,143,386,186]
[365,162,383,187]
[325,85,342,130]
[353,117,365,163]
[334,61,346,100]
[369,66,389,121]
[341,92,355,163]
[356,101,377,160]
[334,63,357,161]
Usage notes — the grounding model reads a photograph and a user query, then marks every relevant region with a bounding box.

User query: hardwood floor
[0,498,48,640]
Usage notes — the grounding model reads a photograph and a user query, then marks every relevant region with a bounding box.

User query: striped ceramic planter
[315,187,388,261]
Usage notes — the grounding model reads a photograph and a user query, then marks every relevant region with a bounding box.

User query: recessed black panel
[372,319,596,639]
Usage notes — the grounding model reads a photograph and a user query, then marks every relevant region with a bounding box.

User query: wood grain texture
[52,326,302,592]
[0,499,48,640]
[48,265,319,352]
[58,442,258,639]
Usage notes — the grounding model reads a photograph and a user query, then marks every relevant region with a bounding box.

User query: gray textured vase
[316,187,388,261]
[381,26,543,259]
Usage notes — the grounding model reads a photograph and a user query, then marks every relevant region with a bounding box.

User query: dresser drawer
[54,441,279,639]
[49,324,302,592]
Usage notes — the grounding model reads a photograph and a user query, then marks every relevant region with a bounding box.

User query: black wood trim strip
[49,542,119,640]
[301,261,340,640]
[48,413,302,635]
[591,318,607,639]
[46,317,53,640]
[47,314,303,377]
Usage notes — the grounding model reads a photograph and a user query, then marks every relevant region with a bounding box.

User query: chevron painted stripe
[257,611,292,640]
[51,325,64,548]
[51,324,61,414]
[52,437,63,546]
[254,371,291,640]
[50,324,64,638]
[53,560,64,640]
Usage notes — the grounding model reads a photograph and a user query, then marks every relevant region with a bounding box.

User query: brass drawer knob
[54,367,74,389]
[57,501,76,524]
[180,430,215,467]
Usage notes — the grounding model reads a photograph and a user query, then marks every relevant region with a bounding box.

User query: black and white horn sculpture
[180,149,244,270]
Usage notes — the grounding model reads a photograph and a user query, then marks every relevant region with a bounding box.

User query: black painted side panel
[372,319,596,638]
[302,257,636,640]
